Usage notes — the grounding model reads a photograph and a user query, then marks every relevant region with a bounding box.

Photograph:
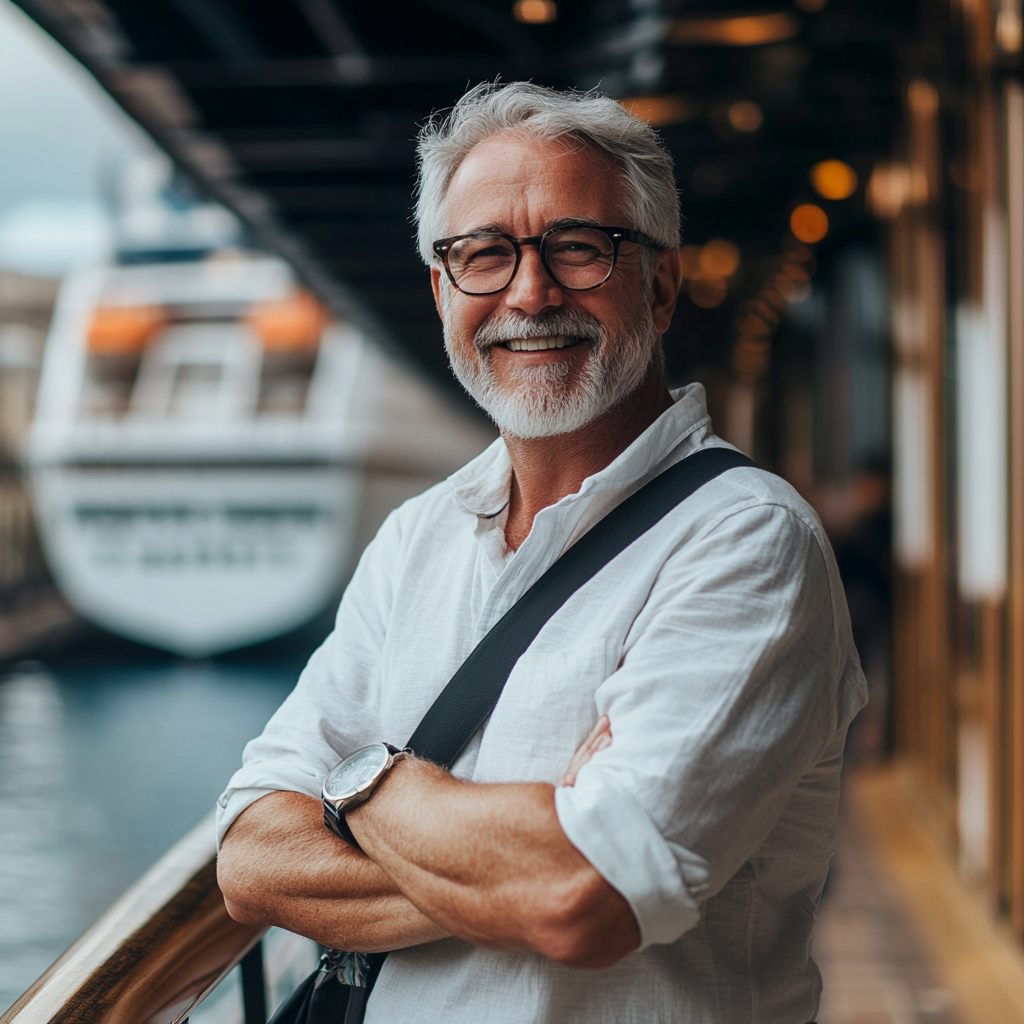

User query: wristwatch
[321,742,409,848]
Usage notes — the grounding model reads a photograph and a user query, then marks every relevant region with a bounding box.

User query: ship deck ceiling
[14,0,920,399]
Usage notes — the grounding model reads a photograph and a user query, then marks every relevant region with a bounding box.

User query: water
[0,636,317,1013]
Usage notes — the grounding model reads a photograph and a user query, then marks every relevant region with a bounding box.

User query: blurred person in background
[216,81,866,1024]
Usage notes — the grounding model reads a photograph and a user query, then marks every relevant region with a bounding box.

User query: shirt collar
[447,382,712,518]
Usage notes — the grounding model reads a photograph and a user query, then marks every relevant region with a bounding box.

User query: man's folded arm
[217,789,451,952]
[347,501,862,964]
[346,757,641,969]
[557,500,864,948]
[215,511,446,953]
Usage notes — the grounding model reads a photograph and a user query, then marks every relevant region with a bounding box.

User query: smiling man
[216,82,866,1023]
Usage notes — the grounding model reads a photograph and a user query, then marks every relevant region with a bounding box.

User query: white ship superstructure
[27,255,376,656]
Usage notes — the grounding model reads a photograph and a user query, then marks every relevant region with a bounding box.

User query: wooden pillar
[1005,76,1024,937]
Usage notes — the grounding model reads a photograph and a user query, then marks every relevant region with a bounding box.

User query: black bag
[267,446,753,1024]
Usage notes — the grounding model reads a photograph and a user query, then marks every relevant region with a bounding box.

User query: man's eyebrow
[548,217,601,230]
[464,217,603,235]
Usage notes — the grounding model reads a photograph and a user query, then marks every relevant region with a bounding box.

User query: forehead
[443,131,627,235]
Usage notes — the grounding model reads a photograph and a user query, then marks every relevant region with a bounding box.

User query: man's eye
[548,243,604,262]
[466,246,514,261]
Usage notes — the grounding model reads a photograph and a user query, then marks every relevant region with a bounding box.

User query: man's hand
[219,716,634,966]
[347,717,639,970]
[560,715,611,787]
[217,790,450,952]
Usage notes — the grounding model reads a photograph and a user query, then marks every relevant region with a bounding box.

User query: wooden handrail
[1,812,264,1024]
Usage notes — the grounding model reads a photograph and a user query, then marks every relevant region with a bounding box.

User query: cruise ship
[26,252,377,656]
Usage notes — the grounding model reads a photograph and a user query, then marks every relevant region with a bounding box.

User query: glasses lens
[447,234,517,294]
[542,228,615,289]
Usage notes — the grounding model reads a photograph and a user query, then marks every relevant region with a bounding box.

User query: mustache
[473,308,604,352]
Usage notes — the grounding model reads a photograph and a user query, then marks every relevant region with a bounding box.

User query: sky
[0,0,151,274]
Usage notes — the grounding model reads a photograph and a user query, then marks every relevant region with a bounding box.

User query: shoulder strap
[407,446,754,768]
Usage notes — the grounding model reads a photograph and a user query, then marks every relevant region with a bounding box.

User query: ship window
[257,348,318,416]
[167,362,224,419]
[80,352,144,420]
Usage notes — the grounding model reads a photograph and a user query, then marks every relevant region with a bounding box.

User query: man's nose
[502,246,564,315]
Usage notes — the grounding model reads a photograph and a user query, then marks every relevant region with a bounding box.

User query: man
[217,81,866,1023]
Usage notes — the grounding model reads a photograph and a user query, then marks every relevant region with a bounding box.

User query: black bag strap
[406,446,754,768]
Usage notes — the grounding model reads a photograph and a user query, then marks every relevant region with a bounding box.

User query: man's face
[431,131,670,439]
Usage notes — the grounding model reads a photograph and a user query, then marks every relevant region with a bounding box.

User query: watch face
[323,744,390,802]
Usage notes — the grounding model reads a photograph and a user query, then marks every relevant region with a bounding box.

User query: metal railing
[0,813,268,1024]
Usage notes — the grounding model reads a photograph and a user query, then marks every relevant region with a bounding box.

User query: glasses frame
[432,224,664,296]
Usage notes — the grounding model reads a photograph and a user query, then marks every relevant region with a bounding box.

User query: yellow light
[738,314,771,337]
[789,204,828,244]
[699,239,741,278]
[775,274,812,304]
[513,0,556,23]
[618,95,695,128]
[247,289,329,351]
[727,100,763,133]
[670,12,801,47]
[731,337,770,380]
[678,245,703,278]
[810,159,858,200]
[689,277,727,309]
[748,299,778,324]
[87,305,165,354]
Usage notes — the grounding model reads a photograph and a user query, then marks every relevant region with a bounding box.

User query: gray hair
[414,81,680,264]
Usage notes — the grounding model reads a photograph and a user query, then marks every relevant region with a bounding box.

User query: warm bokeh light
[727,100,763,133]
[907,79,939,117]
[699,238,741,277]
[748,299,778,324]
[781,238,815,264]
[997,4,1023,53]
[619,95,694,128]
[775,273,811,304]
[670,12,800,46]
[738,314,771,337]
[731,337,770,379]
[810,159,858,200]
[678,245,703,278]
[782,262,810,282]
[87,305,165,354]
[866,163,928,219]
[513,0,556,23]
[247,290,329,351]
[789,204,829,243]
[794,0,827,11]
[689,277,727,308]
[679,240,741,283]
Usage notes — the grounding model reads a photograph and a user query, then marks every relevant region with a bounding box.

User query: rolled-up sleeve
[215,510,404,848]
[554,500,862,949]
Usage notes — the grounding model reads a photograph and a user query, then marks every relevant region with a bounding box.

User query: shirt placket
[469,492,597,643]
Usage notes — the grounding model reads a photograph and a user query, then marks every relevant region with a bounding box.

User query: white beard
[443,297,660,439]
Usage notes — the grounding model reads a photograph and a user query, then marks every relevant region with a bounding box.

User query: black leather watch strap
[323,800,360,847]
[323,744,407,850]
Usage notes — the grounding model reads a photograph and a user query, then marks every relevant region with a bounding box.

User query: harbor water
[0,633,320,1013]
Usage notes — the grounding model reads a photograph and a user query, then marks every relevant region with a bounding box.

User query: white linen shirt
[217,383,867,1024]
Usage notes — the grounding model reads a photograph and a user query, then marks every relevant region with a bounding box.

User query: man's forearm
[217,790,449,952]
[347,758,640,968]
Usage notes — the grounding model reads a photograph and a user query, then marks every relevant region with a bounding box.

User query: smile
[504,335,584,352]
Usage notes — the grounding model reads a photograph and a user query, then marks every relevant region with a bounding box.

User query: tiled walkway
[814,783,964,1024]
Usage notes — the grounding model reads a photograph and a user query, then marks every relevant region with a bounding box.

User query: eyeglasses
[432,224,664,296]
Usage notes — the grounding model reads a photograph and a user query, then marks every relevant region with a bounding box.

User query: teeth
[507,336,571,352]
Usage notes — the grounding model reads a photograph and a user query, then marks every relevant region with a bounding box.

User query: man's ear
[431,267,445,322]
[650,249,682,336]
